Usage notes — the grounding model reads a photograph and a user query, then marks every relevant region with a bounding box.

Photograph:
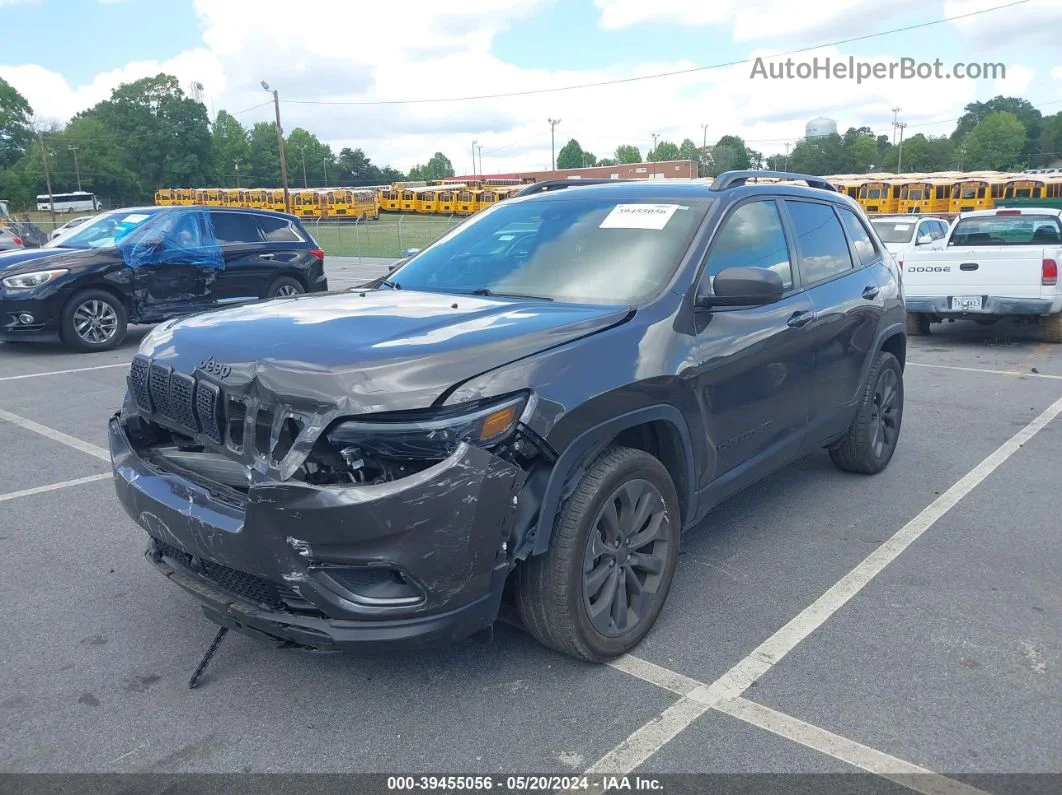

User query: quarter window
[784,201,854,283]
[257,216,302,242]
[705,201,793,289]
[837,208,879,266]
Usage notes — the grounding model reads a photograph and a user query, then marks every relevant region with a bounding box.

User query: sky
[2,0,1062,174]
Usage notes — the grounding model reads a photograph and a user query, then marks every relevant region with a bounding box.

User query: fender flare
[530,405,697,556]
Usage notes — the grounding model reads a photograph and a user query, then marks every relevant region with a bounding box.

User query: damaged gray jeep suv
[110,172,906,662]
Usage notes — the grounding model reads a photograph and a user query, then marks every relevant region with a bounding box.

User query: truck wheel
[829,351,904,475]
[515,447,680,662]
[59,289,128,353]
[905,313,930,336]
[1042,314,1062,344]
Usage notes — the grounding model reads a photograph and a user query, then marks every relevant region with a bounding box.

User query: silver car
[0,226,25,251]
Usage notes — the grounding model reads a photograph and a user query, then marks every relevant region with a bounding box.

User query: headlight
[2,269,69,290]
[328,394,527,461]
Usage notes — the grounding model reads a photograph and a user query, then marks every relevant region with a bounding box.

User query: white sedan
[49,215,94,240]
[869,215,949,255]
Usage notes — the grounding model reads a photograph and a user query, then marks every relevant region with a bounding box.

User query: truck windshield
[949,215,1062,246]
[388,195,712,304]
[871,220,916,244]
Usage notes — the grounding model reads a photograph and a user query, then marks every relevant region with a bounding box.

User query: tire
[1041,313,1062,344]
[515,446,681,662]
[829,351,904,475]
[266,276,304,298]
[905,312,930,336]
[59,289,128,353]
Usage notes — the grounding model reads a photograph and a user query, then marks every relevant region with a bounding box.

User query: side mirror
[916,234,934,245]
[696,266,785,308]
[400,248,421,258]
[388,258,407,273]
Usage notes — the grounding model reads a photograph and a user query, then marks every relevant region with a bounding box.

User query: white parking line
[0,408,110,461]
[716,698,989,795]
[0,473,110,503]
[0,363,129,382]
[908,362,1062,380]
[585,392,1062,780]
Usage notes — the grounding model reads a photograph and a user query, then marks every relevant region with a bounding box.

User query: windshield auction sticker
[599,204,682,230]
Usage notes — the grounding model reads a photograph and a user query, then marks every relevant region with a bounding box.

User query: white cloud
[945,0,1062,49]
[0,0,1044,173]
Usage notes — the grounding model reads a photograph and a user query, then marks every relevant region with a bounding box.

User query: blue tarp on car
[120,209,224,270]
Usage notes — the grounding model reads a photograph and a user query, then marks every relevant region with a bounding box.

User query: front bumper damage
[109,414,526,649]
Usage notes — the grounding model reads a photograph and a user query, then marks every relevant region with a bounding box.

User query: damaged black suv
[110,172,906,662]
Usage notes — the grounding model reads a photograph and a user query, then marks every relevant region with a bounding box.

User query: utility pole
[896,122,908,173]
[784,142,792,171]
[234,161,240,188]
[476,144,483,177]
[68,145,82,192]
[891,106,902,148]
[650,133,660,178]
[37,131,56,224]
[472,140,478,177]
[547,118,561,171]
[700,123,708,177]
[299,146,308,188]
[323,157,329,187]
[262,81,290,212]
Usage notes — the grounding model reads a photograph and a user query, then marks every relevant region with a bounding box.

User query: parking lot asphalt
[1,259,1059,788]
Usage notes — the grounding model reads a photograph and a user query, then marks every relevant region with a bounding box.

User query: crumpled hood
[139,287,630,413]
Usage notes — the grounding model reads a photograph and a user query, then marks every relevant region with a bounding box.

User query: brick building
[446,160,698,184]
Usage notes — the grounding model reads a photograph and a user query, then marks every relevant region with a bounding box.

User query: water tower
[805,116,838,139]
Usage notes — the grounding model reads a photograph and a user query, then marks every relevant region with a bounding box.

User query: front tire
[515,447,680,662]
[905,313,930,335]
[59,289,128,353]
[829,351,904,475]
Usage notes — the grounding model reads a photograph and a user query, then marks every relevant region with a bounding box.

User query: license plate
[952,296,982,312]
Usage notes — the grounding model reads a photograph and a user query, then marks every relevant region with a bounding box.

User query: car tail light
[1043,258,1058,286]
[995,209,1021,216]
[12,237,22,246]
[309,248,325,260]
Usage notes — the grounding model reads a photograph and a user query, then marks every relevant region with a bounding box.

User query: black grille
[170,373,198,432]
[154,539,300,611]
[196,381,223,444]
[148,362,172,418]
[130,357,151,412]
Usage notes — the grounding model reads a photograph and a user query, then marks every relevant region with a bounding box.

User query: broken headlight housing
[327,394,528,462]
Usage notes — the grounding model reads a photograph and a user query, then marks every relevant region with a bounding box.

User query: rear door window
[784,201,855,283]
[705,200,793,289]
[837,208,880,266]
[210,211,263,245]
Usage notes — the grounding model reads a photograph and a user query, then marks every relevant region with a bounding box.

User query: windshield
[388,195,711,304]
[950,215,1062,246]
[44,210,158,249]
[871,220,916,244]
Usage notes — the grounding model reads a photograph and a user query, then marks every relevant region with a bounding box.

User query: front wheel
[59,289,128,353]
[515,447,680,662]
[829,351,904,475]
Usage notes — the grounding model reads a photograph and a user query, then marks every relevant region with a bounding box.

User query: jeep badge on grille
[197,358,232,379]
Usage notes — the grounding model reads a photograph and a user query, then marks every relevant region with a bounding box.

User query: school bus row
[153,187,380,220]
[825,171,1062,215]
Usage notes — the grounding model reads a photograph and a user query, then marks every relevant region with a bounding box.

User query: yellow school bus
[858,179,904,214]
[154,189,176,206]
[290,189,324,219]
[221,188,243,207]
[352,189,379,220]
[456,189,483,215]
[415,187,444,214]
[436,189,460,215]
[379,188,401,212]
[262,189,287,212]
[1003,176,1051,201]
[949,174,1007,213]
[897,178,954,214]
[398,188,420,213]
[824,176,864,201]
[244,189,267,209]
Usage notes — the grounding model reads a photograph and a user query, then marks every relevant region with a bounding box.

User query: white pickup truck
[898,208,1062,342]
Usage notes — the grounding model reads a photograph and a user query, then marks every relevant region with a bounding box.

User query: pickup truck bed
[899,208,1062,341]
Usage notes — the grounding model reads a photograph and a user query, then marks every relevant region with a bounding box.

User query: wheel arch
[527,405,696,557]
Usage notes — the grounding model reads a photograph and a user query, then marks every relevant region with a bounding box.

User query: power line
[280,0,1029,107]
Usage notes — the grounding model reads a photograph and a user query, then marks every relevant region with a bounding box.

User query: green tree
[960,111,1026,171]
[708,135,752,175]
[614,144,641,164]
[786,134,846,175]
[1033,111,1062,168]
[408,152,455,181]
[211,110,249,187]
[0,76,33,170]
[285,128,334,187]
[649,140,680,161]
[678,138,699,163]
[556,138,585,169]
[878,134,955,172]
[247,121,281,187]
[596,157,618,167]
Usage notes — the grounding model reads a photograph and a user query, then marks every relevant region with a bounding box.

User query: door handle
[787,310,815,328]
[862,285,880,300]
[259,253,276,260]
[959,262,979,271]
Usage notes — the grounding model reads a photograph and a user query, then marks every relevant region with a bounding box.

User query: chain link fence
[309,214,464,260]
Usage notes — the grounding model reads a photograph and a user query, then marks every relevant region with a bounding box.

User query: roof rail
[513,178,639,197]
[710,170,838,193]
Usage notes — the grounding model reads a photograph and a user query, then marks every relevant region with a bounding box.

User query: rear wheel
[515,447,680,662]
[266,276,304,298]
[1041,313,1062,344]
[905,313,930,336]
[829,351,904,475]
[59,289,128,353]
